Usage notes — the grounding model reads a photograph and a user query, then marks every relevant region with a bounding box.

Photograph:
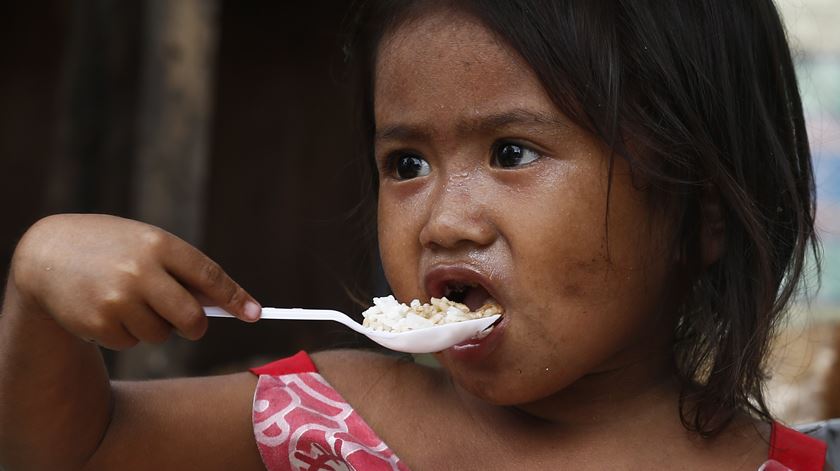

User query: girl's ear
[700,185,726,267]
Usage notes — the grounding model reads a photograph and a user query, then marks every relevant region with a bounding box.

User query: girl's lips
[443,313,509,361]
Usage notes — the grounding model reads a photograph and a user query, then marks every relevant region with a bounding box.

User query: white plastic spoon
[203,306,500,354]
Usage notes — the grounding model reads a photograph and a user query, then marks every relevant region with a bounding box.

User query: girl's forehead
[375,10,519,82]
[378,10,502,62]
[373,10,554,132]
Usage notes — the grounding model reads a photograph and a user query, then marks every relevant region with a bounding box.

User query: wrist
[1,271,94,359]
[2,277,51,324]
[6,227,54,322]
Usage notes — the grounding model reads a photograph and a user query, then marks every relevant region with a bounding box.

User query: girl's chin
[438,314,509,363]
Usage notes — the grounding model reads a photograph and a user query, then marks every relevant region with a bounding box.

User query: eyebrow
[374,108,569,143]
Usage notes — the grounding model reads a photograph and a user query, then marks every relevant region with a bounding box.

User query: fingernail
[244,301,262,321]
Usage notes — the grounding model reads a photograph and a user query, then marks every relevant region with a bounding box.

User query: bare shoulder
[311,350,451,441]
[311,349,447,403]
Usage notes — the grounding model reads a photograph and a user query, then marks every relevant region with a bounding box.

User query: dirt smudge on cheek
[561,280,584,299]
[557,256,609,300]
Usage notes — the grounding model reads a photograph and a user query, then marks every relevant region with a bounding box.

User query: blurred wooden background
[0,0,386,379]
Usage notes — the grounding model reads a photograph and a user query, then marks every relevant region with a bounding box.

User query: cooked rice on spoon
[362,295,502,333]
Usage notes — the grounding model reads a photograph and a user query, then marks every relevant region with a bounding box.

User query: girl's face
[375,11,681,407]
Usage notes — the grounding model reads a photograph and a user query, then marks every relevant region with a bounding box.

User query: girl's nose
[418,180,497,250]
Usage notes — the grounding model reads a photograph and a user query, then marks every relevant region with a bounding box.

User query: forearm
[0,282,112,471]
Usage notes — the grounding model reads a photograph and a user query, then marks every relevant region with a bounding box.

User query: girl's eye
[393,154,431,180]
[492,142,540,168]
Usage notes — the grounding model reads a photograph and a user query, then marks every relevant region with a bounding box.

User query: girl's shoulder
[252,349,463,469]
[252,349,449,424]
[310,349,455,435]
[311,349,447,394]
[308,350,523,468]
[251,349,444,394]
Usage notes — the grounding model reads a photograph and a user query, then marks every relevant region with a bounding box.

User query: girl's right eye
[390,153,431,180]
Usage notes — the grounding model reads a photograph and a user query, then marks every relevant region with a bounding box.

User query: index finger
[160,235,262,322]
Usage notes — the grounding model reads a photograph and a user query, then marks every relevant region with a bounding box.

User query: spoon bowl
[204,306,500,354]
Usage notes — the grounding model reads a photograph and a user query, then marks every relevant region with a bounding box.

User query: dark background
[0,0,388,378]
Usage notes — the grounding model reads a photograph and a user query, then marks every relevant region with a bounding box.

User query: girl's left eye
[491,142,541,168]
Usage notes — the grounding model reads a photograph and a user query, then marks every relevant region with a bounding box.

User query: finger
[160,238,261,322]
[145,271,209,340]
[120,303,174,345]
[187,290,214,307]
[93,321,139,351]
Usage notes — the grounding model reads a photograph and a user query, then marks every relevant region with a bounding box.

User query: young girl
[0,0,827,469]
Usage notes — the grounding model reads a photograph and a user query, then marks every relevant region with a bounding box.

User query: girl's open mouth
[443,282,491,312]
[443,282,504,327]
[424,265,508,356]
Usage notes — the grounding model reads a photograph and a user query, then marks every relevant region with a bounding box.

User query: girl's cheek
[377,200,421,295]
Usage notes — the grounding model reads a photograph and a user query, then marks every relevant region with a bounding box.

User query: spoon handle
[203,306,368,335]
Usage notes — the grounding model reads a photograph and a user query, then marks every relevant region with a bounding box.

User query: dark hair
[345,0,820,437]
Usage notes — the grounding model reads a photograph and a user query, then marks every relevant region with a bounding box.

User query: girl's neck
[518,355,678,431]
[447,358,769,470]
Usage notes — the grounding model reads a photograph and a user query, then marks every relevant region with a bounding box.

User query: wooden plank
[132,0,219,246]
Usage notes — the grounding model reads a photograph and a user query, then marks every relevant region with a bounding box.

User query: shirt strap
[770,421,826,470]
[249,350,317,376]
